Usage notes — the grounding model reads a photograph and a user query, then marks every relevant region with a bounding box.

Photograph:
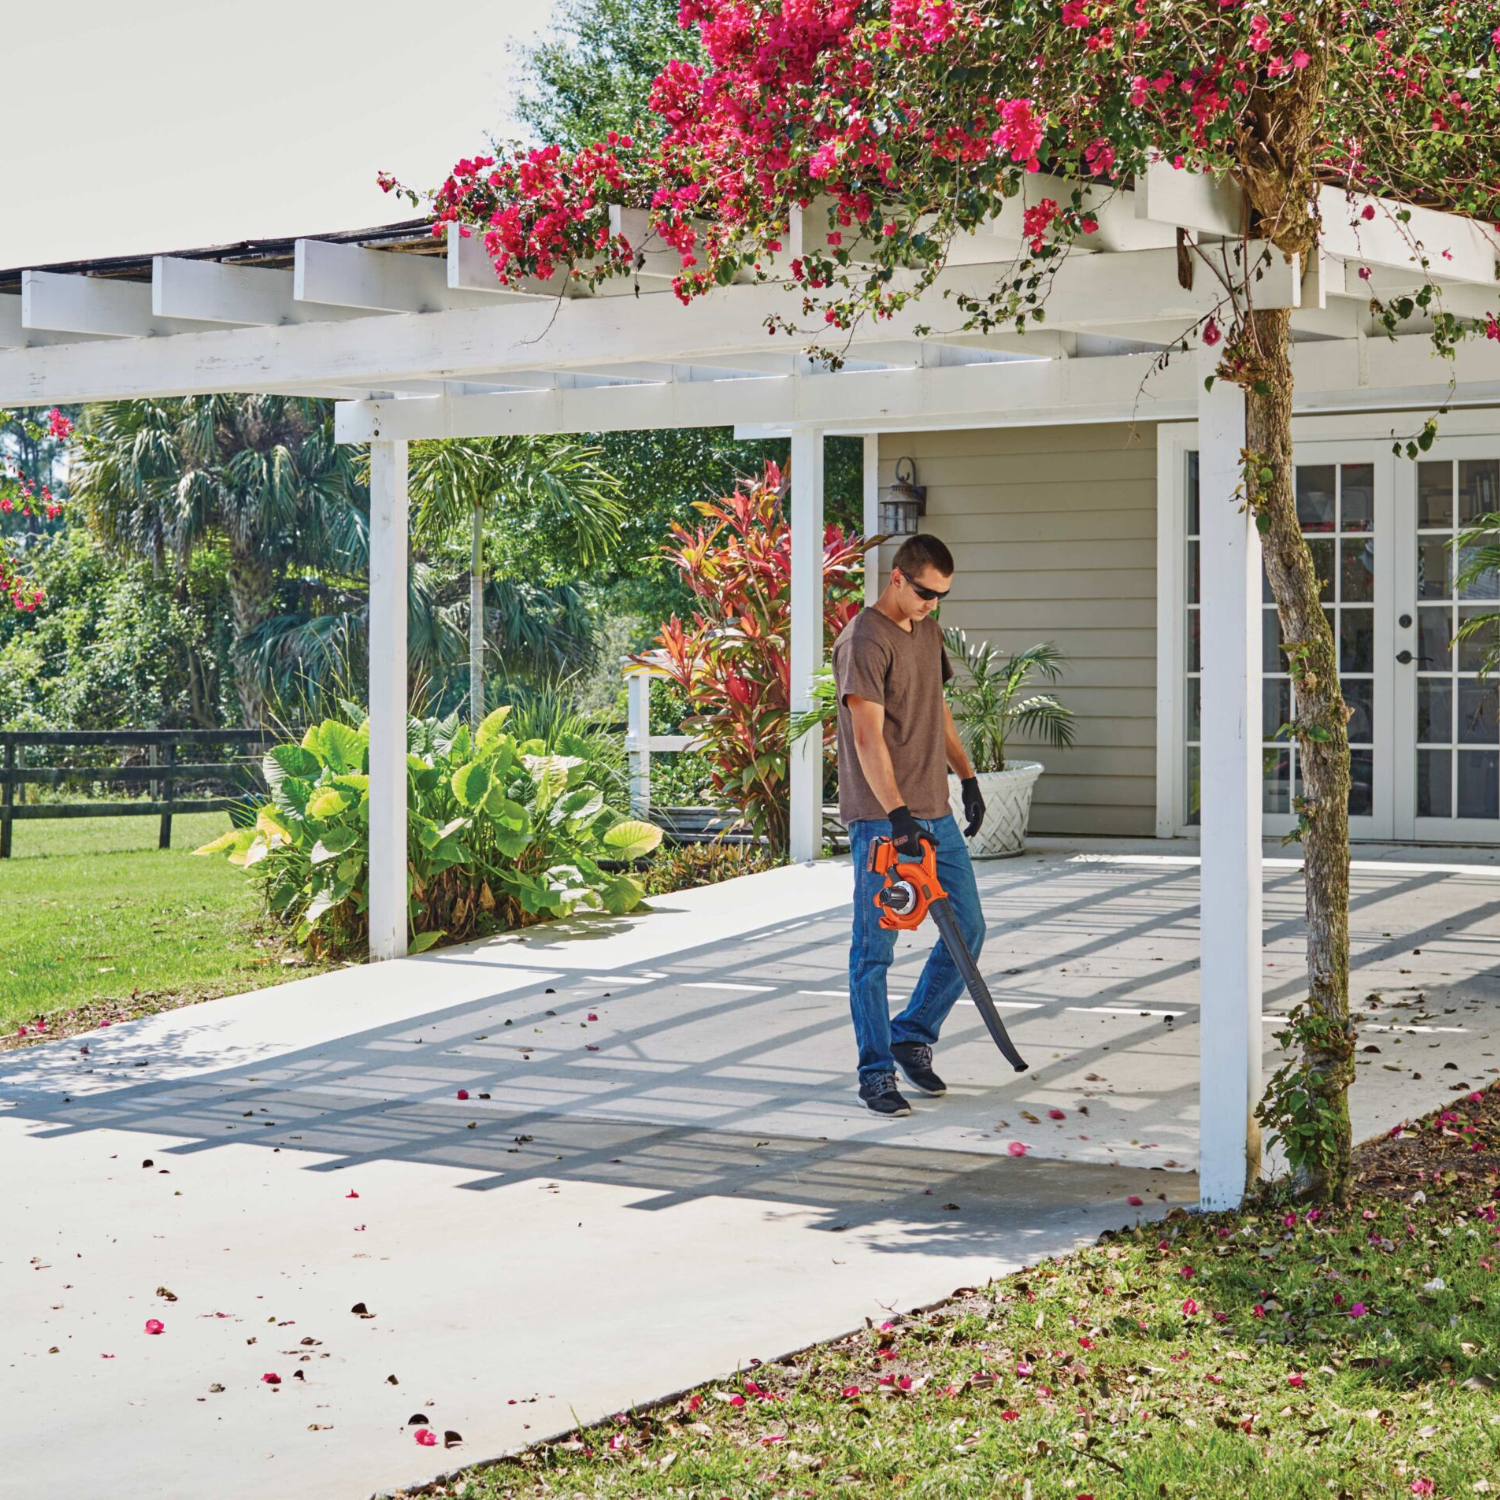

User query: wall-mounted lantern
[879,457,927,536]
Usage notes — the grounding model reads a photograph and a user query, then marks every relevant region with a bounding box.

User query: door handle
[1396,650,1414,664]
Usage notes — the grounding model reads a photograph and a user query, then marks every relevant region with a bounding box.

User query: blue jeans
[847,812,986,1087]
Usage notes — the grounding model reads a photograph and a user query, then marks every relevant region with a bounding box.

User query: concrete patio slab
[4,840,1499,1500]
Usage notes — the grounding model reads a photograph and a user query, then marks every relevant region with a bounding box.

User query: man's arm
[846,695,904,810]
[942,700,974,780]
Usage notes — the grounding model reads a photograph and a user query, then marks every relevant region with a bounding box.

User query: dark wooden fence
[0,729,290,858]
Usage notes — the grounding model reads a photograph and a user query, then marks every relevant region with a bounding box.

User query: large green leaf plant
[196,706,661,956]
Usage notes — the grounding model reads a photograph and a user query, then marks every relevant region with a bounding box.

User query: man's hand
[887,804,925,858]
[960,776,986,839]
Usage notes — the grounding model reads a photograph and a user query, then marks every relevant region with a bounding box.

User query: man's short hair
[892,532,954,579]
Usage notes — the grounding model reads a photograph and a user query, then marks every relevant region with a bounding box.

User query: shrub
[643,839,782,896]
[196,706,662,956]
[640,462,867,854]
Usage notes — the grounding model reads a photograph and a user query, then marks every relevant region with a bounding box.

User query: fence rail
[0,728,292,858]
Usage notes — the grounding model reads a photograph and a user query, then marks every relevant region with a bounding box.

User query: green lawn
[430,1091,1500,1500]
[0,810,297,1034]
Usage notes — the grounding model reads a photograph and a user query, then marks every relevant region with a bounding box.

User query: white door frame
[1156,406,1500,840]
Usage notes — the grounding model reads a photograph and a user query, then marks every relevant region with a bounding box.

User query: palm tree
[71,396,363,726]
[405,436,625,727]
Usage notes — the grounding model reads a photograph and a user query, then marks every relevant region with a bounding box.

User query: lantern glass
[880,495,921,535]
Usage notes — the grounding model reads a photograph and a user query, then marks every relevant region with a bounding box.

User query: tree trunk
[227,546,275,728]
[1245,305,1355,1201]
[469,505,485,730]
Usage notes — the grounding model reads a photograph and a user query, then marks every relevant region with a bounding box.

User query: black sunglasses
[899,568,950,602]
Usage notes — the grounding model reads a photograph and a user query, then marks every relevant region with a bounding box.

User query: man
[832,533,987,1117]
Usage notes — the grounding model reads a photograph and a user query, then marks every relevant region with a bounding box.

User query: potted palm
[942,627,1075,857]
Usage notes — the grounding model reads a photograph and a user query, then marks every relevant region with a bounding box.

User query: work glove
[887,804,925,859]
[960,776,986,840]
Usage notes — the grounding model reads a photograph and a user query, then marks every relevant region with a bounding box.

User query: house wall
[878,423,1158,837]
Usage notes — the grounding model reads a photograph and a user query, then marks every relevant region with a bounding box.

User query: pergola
[5,163,1498,1208]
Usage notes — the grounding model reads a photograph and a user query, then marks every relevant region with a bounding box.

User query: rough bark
[227,546,275,729]
[1245,305,1355,1201]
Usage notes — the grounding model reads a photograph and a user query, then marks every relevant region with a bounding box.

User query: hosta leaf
[600,873,646,915]
[451,761,492,809]
[268,743,321,779]
[306,788,350,821]
[602,819,665,861]
[317,720,363,773]
[193,827,255,857]
[475,705,512,752]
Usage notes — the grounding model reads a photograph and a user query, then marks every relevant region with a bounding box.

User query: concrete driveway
[3,843,1498,1499]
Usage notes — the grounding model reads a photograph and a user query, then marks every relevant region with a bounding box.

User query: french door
[1395,445,1500,841]
[1259,444,1397,841]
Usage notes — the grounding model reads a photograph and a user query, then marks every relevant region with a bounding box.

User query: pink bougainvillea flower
[728,1393,745,1407]
[415,1428,438,1446]
[1348,1302,1367,1318]
[1181,1297,1198,1317]
[1127,1195,1144,1207]
[456,1089,470,1101]
[841,1384,861,1398]
[1286,1372,1306,1388]
[1007,1141,1028,1157]
[1205,1372,1222,1384]
[144,1319,164,1335]
[262,1372,281,1385]
[1410,1481,1433,1497]
[587,1013,598,1021]
[345,1190,359,1199]
[1252,1304,1266,1319]
[999,1409,1020,1422]
[686,1394,702,1412]
[1202,317,1222,347]
[1048,1109,1066,1120]
[100,1353,115,1359]
[1015,1362,1032,1377]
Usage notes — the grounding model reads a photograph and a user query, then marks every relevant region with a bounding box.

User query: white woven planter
[947,761,1044,858]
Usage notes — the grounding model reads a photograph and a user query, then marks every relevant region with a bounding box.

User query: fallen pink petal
[345,1190,359,1199]
[1007,1142,1028,1157]
[144,1319,164,1335]
[1127,1195,1144,1207]
[262,1372,281,1385]
[415,1429,437,1447]
[456,1089,470,1100]
[1047,1108,1065,1120]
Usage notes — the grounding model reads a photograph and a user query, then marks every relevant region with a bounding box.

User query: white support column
[626,668,652,817]
[1196,350,1262,1208]
[862,433,881,607]
[789,426,825,864]
[368,439,410,962]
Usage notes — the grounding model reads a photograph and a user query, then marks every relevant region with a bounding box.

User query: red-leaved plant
[638,461,866,855]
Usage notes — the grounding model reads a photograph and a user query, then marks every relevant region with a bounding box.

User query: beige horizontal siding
[879,422,1158,838]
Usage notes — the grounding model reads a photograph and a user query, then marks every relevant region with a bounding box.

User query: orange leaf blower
[869,835,1028,1074]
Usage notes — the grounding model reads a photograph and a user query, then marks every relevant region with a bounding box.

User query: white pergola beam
[295,239,519,315]
[1321,189,1500,288]
[21,270,207,338]
[788,426,824,864]
[1196,345,1261,1210]
[444,222,574,300]
[0,295,106,349]
[152,256,374,326]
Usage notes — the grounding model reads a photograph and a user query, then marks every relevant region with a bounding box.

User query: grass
[415,1090,1500,1500]
[0,809,318,1037]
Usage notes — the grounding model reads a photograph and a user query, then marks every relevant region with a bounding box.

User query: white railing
[623,661,693,817]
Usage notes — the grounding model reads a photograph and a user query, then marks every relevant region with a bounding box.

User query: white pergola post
[1196,351,1262,1207]
[368,439,410,961]
[863,433,881,607]
[789,426,825,864]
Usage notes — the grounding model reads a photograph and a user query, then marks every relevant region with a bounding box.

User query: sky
[1,0,554,268]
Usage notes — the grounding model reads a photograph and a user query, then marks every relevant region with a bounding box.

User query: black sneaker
[891,1041,947,1096]
[858,1073,913,1117]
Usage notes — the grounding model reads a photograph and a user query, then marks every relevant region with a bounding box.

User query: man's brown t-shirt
[832,607,953,824]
